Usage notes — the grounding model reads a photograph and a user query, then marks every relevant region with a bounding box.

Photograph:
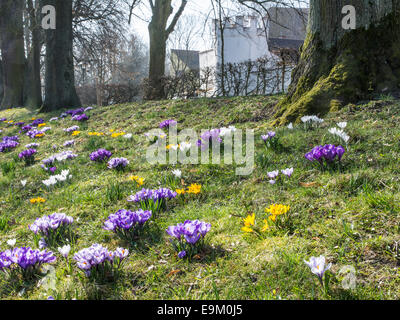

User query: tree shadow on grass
[191,244,230,264]
[115,224,165,254]
[0,272,44,299]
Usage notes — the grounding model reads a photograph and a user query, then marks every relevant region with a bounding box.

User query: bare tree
[145,0,188,100]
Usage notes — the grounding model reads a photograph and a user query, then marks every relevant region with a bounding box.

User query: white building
[199,8,309,96]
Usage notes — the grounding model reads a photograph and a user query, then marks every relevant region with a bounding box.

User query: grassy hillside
[0,95,400,300]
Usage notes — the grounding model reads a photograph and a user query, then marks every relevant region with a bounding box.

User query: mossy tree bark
[274,0,400,124]
[41,0,81,111]
[0,0,25,109]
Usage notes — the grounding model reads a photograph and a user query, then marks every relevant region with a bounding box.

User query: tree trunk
[24,0,43,108]
[146,1,172,100]
[41,0,81,111]
[0,61,3,102]
[145,0,187,100]
[274,0,400,124]
[0,0,25,109]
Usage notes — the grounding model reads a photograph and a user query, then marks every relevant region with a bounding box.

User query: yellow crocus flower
[243,213,255,227]
[187,183,201,194]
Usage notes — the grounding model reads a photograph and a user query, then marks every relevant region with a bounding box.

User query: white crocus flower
[21,180,27,187]
[287,123,293,129]
[58,245,71,258]
[42,170,71,186]
[304,255,332,282]
[329,127,350,143]
[219,126,236,137]
[7,239,16,247]
[172,169,182,178]
[337,122,347,129]
[124,133,133,139]
[179,142,192,152]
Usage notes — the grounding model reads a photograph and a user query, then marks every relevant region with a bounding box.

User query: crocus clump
[103,209,152,240]
[0,140,19,153]
[26,128,44,139]
[18,148,37,165]
[21,125,33,132]
[197,129,222,149]
[3,136,19,142]
[63,125,80,133]
[261,131,281,150]
[159,119,177,129]
[25,143,39,148]
[90,149,112,162]
[72,114,89,122]
[42,151,78,167]
[305,144,345,168]
[166,220,211,259]
[31,118,45,127]
[127,188,177,214]
[29,213,74,247]
[63,140,75,147]
[66,108,85,117]
[301,115,324,130]
[107,157,129,170]
[266,168,293,184]
[42,169,72,187]
[73,244,129,281]
[0,247,56,278]
[261,131,276,142]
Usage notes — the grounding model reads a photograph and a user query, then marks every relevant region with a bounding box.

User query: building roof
[170,49,200,72]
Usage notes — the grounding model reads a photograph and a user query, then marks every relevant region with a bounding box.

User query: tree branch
[166,0,187,37]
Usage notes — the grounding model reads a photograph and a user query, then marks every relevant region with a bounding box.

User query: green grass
[0,95,400,300]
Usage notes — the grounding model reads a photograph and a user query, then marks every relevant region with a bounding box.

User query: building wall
[216,16,271,65]
[198,9,308,96]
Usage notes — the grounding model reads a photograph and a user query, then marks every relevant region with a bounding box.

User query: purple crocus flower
[281,168,294,177]
[103,209,152,233]
[73,244,129,274]
[29,213,74,236]
[178,251,186,259]
[0,140,19,153]
[18,149,37,163]
[0,247,56,271]
[31,119,45,127]
[90,149,112,162]
[166,220,211,246]
[72,114,89,122]
[305,145,346,163]
[127,188,177,203]
[261,131,276,141]
[21,125,33,132]
[107,157,129,170]
[159,119,177,129]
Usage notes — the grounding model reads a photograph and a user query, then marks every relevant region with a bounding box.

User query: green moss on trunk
[274,10,400,125]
